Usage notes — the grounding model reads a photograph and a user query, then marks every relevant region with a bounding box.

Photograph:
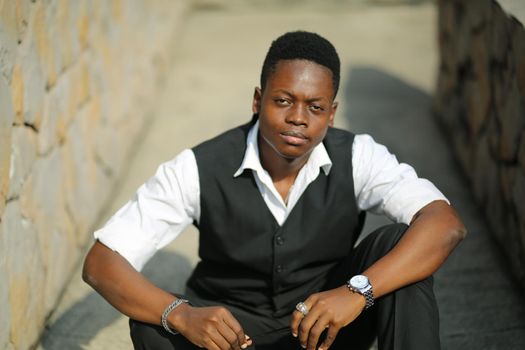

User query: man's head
[260,31,340,98]
[253,31,340,167]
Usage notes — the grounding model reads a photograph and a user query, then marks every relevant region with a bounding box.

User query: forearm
[82,240,177,325]
[363,200,466,299]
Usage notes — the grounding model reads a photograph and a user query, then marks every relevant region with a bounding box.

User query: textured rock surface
[0,0,189,348]
[434,0,525,289]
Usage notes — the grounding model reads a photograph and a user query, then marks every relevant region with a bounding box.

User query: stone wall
[434,0,525,288]
[0,1,189,349]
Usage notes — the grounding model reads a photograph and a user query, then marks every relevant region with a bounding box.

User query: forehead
[266,59,335,98]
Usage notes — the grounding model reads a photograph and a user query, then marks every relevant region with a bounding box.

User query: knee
[129,319,164,349]
[365,223,409,253]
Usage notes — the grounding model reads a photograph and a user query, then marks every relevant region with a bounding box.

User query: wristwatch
[347,275,374,310]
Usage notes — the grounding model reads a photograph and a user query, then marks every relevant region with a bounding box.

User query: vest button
[275,236,284,245]
[275,265,284,273]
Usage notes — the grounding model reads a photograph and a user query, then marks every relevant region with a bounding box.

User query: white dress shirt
[95,121,448,271]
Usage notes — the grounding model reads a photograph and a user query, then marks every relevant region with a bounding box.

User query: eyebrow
[271,89,328,103]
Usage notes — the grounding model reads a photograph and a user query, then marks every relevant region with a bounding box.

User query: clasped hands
[170,285,364,350]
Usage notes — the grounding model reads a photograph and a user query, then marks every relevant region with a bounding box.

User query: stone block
[19,149,65,265]
[0,76,14,216]
[61,117,99,235]
[33,2,57,90]
[436,63,457,99]
[51,75,73,145]
[490,1,512,64]
[500,165,517,207]
[455,7,471,65]
[37,94,58,155]
[438,0,455,37]
[466,0,493,30]
[472,132,492,202]
[498,78,525,162]
[93,124,119,178]
[486,113,501,160]
[513,171,525,218]
[78,58,91,107]
[1,201,45,350]
[10,64,23,125]
[0,0,18,82]
[519,130,525,171]
[77,13,89,51]
[17,43,45,129]
[0,225,12,350]
[519,203,525,271]
[492,63,511,116]
[8,126,37,199]
[502,211,524,284]
[466,30,491,138]
[511,18,525,100]
[486,174,505,244]
[57,2,74,71]
[14,0,31,44]
[438,93,462,141]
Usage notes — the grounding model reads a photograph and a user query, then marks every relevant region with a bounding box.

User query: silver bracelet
[161,298,189,335]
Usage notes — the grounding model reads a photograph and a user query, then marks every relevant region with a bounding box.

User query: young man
[83,31,466,350]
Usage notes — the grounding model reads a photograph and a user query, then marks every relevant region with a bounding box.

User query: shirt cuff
[94,217,158,271]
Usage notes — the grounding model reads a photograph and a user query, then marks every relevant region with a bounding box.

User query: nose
[285,105,307,127]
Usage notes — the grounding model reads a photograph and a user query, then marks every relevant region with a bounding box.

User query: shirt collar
[233,119,332,177]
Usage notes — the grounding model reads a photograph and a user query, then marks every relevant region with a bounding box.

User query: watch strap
[347,279,374,310]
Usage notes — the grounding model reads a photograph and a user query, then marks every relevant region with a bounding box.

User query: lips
[280,130,308,145]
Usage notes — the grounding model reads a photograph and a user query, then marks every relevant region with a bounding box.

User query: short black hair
[260,31,340,98]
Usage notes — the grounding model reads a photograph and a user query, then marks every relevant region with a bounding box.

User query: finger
[291,298,315,337]
[201,336,221,350]
[318,325,341,350]
[216,322,242,350]
[307,315,331,350]
[298,312,319,348]
[290,308,305,337]
[244,334,253,347]
[222,312,249,348]
[208,328,235,350]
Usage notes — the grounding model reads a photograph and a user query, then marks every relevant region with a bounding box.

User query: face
[253,59,337,164]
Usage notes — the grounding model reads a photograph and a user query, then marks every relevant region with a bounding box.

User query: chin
[276,147,310,161]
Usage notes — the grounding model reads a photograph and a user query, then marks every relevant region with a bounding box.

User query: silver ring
[295,302,309,316]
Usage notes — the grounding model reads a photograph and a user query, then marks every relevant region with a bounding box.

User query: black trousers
[130,224,440,350]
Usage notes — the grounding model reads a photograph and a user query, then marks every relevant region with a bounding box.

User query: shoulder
[324,126,355,150]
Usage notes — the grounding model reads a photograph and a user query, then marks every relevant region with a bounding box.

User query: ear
[328,101,338,127]
[252,87,262,115]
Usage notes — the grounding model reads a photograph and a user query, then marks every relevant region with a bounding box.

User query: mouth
[280,131,308,145]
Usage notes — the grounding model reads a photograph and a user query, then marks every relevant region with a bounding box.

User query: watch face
[350,275,369,289]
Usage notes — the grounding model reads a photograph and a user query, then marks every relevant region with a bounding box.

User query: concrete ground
[38,3,525,350]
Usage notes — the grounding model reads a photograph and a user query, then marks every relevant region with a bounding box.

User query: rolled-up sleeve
[353,134,449,225]
[94,149,200,271]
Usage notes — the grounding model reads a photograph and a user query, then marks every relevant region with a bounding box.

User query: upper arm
[93,149,200,271]
[352,134,449,224]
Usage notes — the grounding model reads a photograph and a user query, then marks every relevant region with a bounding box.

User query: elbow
[82,245,100,288]
[82,257,94,286]
[457,225,468,241]
[449,222,467,247]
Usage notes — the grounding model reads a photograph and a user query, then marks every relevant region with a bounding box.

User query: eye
[274,98,291,106]
[310,104,324,112]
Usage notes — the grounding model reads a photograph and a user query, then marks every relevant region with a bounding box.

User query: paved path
[38,3,525,349]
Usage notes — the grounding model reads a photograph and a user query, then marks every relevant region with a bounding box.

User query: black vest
[188,120,361,316]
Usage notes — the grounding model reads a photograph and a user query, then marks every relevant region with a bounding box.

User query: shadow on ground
[344,66,525,349]
[40,251,194,350]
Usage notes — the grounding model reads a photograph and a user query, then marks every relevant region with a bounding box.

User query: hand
[290,286,365,350]
[170,303,252,349]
